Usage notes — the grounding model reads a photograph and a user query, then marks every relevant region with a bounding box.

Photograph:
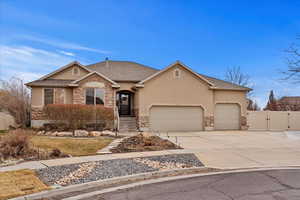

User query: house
[277,96,300,111]
[26,59,251,132]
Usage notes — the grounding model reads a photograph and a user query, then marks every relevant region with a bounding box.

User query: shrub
[0,129,34,159]
[43,104,114,131]
[0,77,30,127]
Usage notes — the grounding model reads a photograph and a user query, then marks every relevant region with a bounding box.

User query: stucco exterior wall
[31,87,44,107]
[49,65,89,80]
[117,82,135,92]
[137,64,214,130]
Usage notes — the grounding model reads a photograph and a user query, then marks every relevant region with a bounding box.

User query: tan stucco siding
[31,87,44,107]
[214,90,248,115]
[65,88,73,104]
[138,64,214,116]
[117,82,135,92]
[49,65,89,80]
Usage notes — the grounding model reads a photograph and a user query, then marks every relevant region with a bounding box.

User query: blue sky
[1,0,300,107]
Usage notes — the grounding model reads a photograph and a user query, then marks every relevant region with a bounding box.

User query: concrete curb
[64,166,300,200]
[11,166,300,200]
[11,167,208,200]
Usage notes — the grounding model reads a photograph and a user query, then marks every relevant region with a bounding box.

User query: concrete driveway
[159,131,300,169]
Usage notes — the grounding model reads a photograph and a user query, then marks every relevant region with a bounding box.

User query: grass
[30,136,113,156]
[0,169,49,200]
[0,130,7,134]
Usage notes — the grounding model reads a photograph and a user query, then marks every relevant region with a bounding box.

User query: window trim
[85,87,105,105]
[43,88,55,106]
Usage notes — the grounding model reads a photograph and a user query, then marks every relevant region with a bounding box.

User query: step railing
[114,107,120,132]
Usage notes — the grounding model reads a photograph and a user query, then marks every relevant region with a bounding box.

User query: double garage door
[150,106,204,132]
[149,104,240,132]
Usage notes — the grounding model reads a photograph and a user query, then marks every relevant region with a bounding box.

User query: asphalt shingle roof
[86,60,158,82]
[26,60,251,91]
[26,79,74,87]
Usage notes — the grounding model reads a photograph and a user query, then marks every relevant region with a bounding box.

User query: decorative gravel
[37,153,203,186]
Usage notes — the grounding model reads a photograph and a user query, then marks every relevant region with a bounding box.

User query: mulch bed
[110,134,182,153]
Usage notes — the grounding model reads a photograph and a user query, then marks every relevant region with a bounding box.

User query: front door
[118,92,131,116]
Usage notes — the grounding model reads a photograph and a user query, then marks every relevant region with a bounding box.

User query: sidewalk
[0,149,187,172]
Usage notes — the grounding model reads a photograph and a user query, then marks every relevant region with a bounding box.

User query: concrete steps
[119,116,137,132]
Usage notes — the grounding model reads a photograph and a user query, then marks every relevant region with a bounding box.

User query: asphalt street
[94,169,300,200]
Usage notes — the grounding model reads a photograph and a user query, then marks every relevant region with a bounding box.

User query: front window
[85,88,104,105]
[44,88,54,105]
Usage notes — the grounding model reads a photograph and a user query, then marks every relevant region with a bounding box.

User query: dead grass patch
[30,136,113,156]
[0,169,49,200]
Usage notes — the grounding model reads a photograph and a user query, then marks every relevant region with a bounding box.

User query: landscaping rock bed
[37,153,202,186]
[110,133,182,153]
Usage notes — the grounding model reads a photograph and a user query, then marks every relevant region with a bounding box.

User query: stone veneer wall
[204,116,214,131]
[138,115,150,131]
[241,116,248,130]
[72,74,114,108]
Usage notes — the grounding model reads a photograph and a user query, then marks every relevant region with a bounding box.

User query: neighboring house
[26,59,251,132]
[277,96,300,111]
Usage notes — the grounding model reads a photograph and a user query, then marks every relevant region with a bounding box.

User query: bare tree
[225,66,251,87]
[283,40,300,82]
[0,77,30,127]
[247,99,260,111]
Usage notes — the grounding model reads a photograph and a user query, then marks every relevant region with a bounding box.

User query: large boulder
[89,131,102,137]
[74,130,89,137]
[57,132,73,137]
[102,130,115,137]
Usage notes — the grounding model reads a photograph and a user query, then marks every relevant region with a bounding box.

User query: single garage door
[215,103,241,130]
[150,106,203,132]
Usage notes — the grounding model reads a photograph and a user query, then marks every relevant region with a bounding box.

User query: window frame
[85,88,105,105]
[44,88,54,106]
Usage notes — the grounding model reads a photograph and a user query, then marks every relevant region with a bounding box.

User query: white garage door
[150,106,203,132]
[215,103,241,130]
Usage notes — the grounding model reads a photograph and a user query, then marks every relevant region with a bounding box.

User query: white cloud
[58,50,75,57]
[18,35,111,54]
[0,45,75,82]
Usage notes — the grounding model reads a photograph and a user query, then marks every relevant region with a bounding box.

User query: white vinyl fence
[247,111,300,131]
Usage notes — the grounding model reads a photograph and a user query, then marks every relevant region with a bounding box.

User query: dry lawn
[0,169,49,200]
[30,136,113,156]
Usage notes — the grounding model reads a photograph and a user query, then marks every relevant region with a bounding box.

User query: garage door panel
[215,103,240,130]
[150,106,203,132]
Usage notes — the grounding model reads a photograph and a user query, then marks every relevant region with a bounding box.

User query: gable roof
[201,74,252,91]
[86,60,158,82]
[70,71,120,88]
[26,59,251,91]
[137,61,214,86]
[279,96,300,104]
[26,79,74,87]
[39,61,91,80]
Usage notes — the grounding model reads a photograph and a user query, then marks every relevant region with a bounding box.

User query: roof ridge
[86,60,159,71]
